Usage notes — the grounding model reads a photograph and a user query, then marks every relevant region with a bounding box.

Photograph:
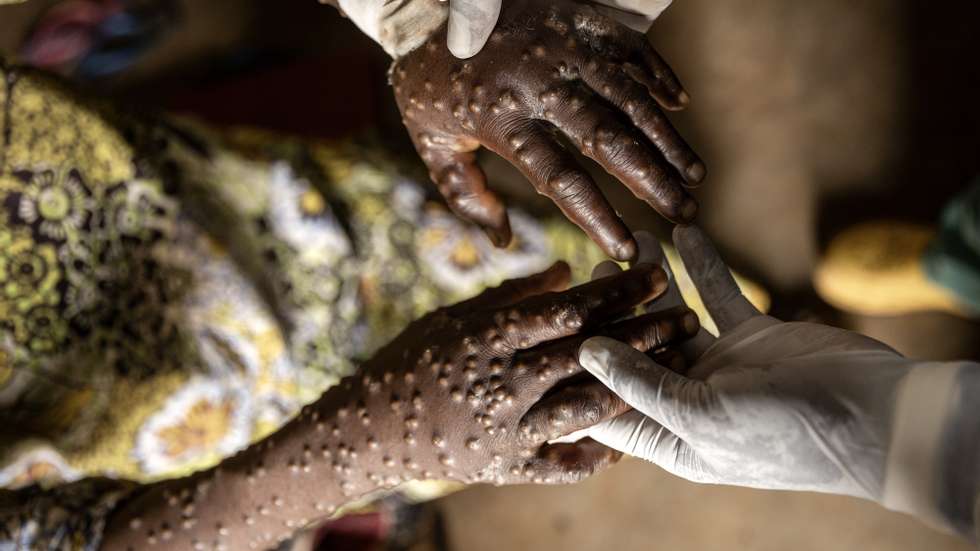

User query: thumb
[447,0,502,58]
[585,410,691,472]
[579,336,704,436]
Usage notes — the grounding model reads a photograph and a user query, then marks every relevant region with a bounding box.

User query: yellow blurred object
[663,242,771,336]
[813,221,970,317]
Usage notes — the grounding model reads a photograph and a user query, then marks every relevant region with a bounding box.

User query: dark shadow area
[817,2,980,247]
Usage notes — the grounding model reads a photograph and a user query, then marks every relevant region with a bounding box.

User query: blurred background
[1,0,977,549]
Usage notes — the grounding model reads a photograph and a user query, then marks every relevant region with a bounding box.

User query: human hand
[578,225,918,500]
[359,260,698,485]
[391,0,704,260]
[98,261,699,551]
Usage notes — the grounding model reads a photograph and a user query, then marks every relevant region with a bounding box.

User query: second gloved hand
[577,225,936,502]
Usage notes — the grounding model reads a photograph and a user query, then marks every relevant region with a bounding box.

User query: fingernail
[484,226,512,248]
[686,161,706,184]
[611,238,638,262]
[680,198,698,221]
[641,264,668,295]
[677,90,691,105]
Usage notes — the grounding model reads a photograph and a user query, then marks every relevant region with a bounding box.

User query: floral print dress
[0,61,611,548]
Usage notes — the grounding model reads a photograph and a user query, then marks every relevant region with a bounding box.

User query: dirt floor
[1,0,978,549]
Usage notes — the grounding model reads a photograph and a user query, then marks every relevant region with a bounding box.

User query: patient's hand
[356,260,698,485]
[100,262,699,550]
[392,0,704,261]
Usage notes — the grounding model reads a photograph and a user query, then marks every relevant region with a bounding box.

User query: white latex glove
[579,225,980,540]
[449,0,673,56]
[338,0,673,58]
[447,0,502,58]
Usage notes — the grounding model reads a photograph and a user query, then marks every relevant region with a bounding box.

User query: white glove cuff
[592,0,673,31]
[882,362,962,534]
[338,0,448,58]
[339,0,674,58]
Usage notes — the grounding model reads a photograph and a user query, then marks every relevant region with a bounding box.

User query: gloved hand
[577,225,979,539]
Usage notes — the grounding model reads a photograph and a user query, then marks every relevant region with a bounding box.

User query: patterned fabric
[0,62,609,548]
[0,479,133,550]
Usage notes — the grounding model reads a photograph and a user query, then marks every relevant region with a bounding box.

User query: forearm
[882,360,980,542]
[99,367,444,550]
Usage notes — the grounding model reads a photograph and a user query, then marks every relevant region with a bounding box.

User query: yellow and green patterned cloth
[0,58,773,548]
[0,61,611,547]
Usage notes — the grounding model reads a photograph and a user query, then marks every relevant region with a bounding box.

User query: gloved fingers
[632,230,718,360]
[580,58,703,184]
[497,121,637,261]
[421,145,512,247]
[585,409,693,472]
[447,261,571,316]
[543,84,696,224]
[510,304,696,392]
[491,265,667,350]
[515,438,622,484]
[673,225,761,333]
[579,336,707,437]
[519,379,631,445]
[521,325,696,446]
[447,0,502,59]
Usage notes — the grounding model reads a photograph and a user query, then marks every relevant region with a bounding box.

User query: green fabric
[923,179,980,314]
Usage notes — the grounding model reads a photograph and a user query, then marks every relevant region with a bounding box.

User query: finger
[673,225,760,333]
[493,265,668,350]
[520,379,630,444]
[418,143,513,247]
[579,336,707,437]
[516,438,622,484]
[621,62,687,112]
[447,0,502,59]
[541,84,697,223]
[629,40,690,109]
[512,306,699,389]
[447,261,571,316]
[632,231,683,308]
[591,260,623,280]
[582,59,705,185]
[585,409,693,473]
[590,260,627,322]
[494,121,636,261]
[633,230,716,359]
[649,347,687,374]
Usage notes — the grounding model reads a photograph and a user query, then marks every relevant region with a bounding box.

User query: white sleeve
[883,360,980,543]
[338,0,448,58]
[339,0,674,59]
[591,0,674,31]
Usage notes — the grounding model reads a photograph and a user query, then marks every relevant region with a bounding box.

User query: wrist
[99,373,417,550]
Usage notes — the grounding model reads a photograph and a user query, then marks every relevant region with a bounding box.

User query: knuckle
[546,170,590,201]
